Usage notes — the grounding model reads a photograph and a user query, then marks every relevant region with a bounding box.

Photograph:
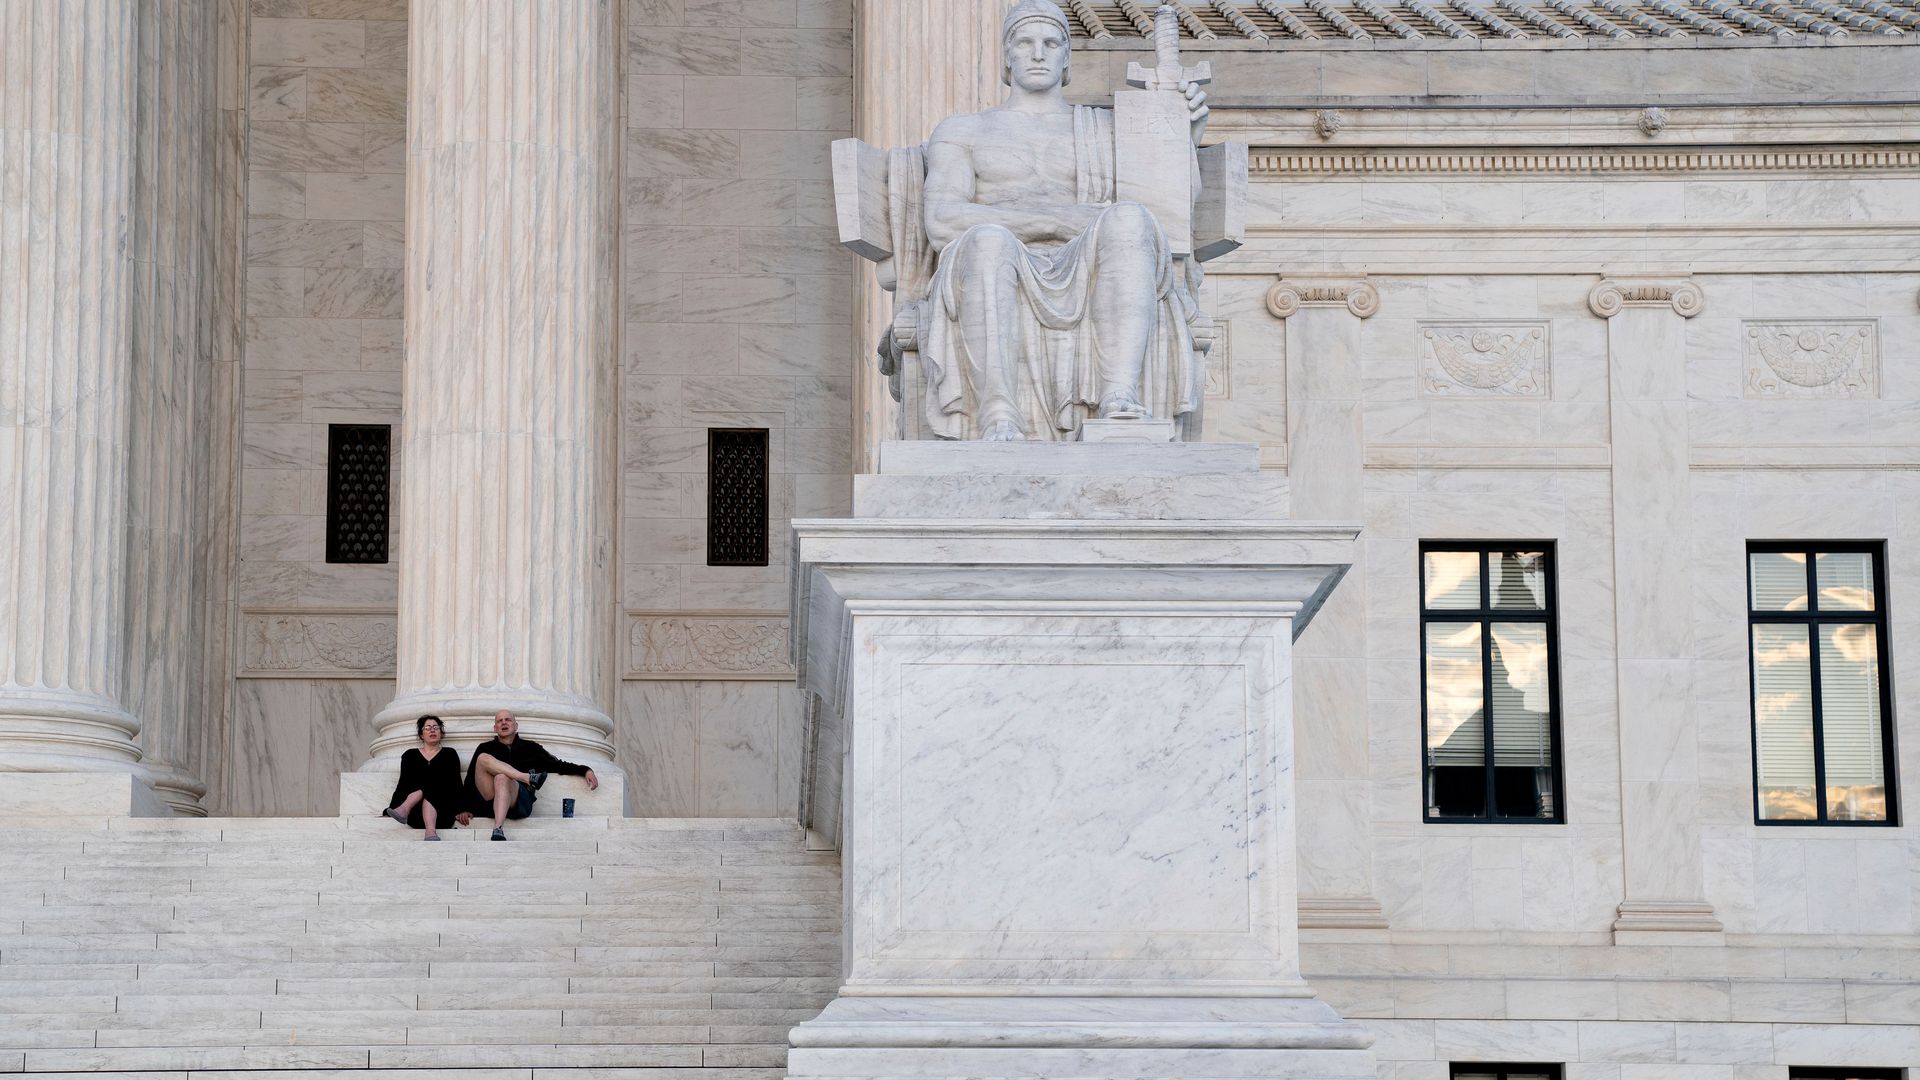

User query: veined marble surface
[787,430,1365,1074]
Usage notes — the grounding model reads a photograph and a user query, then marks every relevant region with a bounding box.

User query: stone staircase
[0,815,839,1077]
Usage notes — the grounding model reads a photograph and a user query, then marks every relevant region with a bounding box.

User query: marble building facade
[2,0,1918,1076]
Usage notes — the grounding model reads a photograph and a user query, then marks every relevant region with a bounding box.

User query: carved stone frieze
[1744,320,1878,399]
[628,613,795,680]
[1588,278,1704,319]
[239,610,397,678]
[1419,322,1551,398]
[1266,278,1378,320]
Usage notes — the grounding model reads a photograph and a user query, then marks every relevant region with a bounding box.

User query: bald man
[460,710,599,840]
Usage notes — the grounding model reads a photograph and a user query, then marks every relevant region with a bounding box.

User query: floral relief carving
[1419,323,1550,398]
[630,614,794,680]
[240,611,397,677]
[1744,320,1878,399]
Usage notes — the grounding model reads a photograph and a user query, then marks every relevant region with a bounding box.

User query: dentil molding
[1266,277,1379,319]
[1587,278,1705,319]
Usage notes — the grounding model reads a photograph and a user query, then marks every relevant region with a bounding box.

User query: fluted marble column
[371,0,623,767]
[852,0,1004,467]
[125,1,218,814]
[0,2,148,780]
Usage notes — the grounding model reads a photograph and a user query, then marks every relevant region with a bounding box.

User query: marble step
[0,814,835,1075]
[19,1044,788,1071]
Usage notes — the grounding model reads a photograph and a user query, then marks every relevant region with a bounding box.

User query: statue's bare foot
[980,418,1026,442]
[1097,391,1151,420]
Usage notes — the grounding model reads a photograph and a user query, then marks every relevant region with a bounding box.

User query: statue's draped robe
[905,106,1205,440]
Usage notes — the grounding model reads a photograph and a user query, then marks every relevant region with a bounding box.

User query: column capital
[1266,277,1378,320]
[1588,277,1705,319]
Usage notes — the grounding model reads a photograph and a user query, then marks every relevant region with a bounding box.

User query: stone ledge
[875,439,1261,477]
[338,770,628,821]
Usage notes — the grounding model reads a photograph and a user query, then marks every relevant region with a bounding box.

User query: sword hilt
[1153,4,1182,82]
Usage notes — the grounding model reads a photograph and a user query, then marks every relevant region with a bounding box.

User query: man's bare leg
[473,752,533,832]
[954,227,1029,441]
[1086,205,1160,419]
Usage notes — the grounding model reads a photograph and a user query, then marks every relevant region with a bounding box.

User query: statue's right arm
[923,118,1079,248]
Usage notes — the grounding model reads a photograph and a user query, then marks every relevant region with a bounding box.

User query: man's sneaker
[490,826,506,841]
[526,770,547,790]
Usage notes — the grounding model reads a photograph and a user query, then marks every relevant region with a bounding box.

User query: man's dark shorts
[475,783,536,821]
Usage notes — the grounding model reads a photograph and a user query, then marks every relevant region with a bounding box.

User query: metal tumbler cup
[562,798,575,818]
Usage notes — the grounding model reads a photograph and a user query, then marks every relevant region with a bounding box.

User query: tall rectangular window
[1452,1066,1562,1080]
[707,428,769,567]
[1748,543,1897,825]
[1420,543,1563,823]
[325,424,390,564]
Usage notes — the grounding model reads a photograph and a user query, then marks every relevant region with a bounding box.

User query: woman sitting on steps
[383,715,462,841]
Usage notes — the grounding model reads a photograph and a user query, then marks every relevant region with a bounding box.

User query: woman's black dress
[387,747,463,828]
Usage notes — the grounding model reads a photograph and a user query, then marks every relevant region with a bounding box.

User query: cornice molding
[1211,104,1920,151]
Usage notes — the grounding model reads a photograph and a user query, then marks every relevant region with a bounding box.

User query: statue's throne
[830,136,1247,440]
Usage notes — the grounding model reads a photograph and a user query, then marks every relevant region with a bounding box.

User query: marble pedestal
[787,442,1372,1079]
[0,773,169,817]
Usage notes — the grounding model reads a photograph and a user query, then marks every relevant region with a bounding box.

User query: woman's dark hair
[416,715,443,738]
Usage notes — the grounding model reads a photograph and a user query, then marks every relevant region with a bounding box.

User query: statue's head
[1001,0,1071,90]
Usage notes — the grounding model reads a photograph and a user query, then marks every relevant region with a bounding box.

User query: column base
[787,996,1377,1079]
[139,762,209,817]
[369,689,616,765]
[0,773,169,817]
[1613,899,1725,945]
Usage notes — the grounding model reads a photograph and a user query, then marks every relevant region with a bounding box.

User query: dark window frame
[1419,541,1567,825]
[706,427,770,568]
[1787,1069,1906,1080]
[324,423,391,565]
[1449,1064,1564,1080]
[1746,540,1900,827]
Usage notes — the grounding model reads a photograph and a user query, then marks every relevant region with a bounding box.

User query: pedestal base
[0,773,170,817]
[789,997,1376,1079]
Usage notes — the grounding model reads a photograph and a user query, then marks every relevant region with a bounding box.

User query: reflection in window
[1748,543,1897,825]
[1421,545,1563,824]
[1451,1064,1562,1080]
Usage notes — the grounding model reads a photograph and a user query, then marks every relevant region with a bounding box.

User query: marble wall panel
[617,0,853,808]
[617,0,849,816]
[239,0,408,703]
[228,676,394,816]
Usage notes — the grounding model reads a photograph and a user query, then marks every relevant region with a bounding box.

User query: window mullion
[1804,551,1830,822]
[1481,554,1498,820]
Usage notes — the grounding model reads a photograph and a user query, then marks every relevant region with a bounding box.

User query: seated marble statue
[834,0,1239,443]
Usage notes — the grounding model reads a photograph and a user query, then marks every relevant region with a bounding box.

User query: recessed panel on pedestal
[847,616,1299,988]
